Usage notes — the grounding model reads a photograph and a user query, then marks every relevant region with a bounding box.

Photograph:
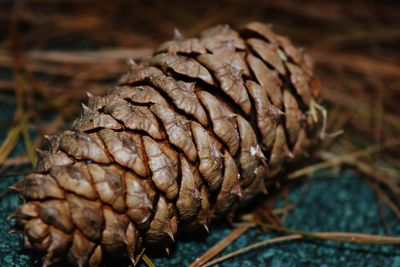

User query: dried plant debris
[10,22,323,266]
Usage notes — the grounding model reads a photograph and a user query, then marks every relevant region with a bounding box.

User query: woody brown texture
[11,22,322,266]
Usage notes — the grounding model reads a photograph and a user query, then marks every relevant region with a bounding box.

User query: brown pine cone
[10,22,322,266]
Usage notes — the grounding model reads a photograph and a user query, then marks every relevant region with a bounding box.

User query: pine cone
[10,22,322,266]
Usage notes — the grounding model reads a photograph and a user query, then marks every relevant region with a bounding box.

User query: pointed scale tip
[6,212,15,221]
[173,28,183,40]
[42,252,54,267]
[8,182,20,192]
[261,185,268,195]
[8,227,20,234]
[133,248,146,267]
[123,237,137,266]
[166,229,175,242]
[269,105,285,119]
[255,145,266,159]
[127,58,136,68]
[129,255,136,267]
[81,103,92,114]
[236,188,244,200]
[287,150,295,159]
[203,223,210,233]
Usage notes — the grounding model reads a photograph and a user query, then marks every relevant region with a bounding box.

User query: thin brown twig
[0,48,153,66]
[0,155,30,170]
[202,224,400,267]
[311,51,400,78]
[368,181,400,220]
[201,235,302,267]
[189,223,254,267]
[318,151,400,219]
[287,138,400,180]
[0,188,12,199]
[262,224,400,245]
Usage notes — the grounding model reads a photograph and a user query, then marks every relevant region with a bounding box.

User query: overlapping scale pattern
[11,21,322,266]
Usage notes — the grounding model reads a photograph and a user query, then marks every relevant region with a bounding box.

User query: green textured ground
[1,98,400,267]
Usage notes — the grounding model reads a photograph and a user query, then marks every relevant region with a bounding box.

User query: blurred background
[0,0,399,266]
